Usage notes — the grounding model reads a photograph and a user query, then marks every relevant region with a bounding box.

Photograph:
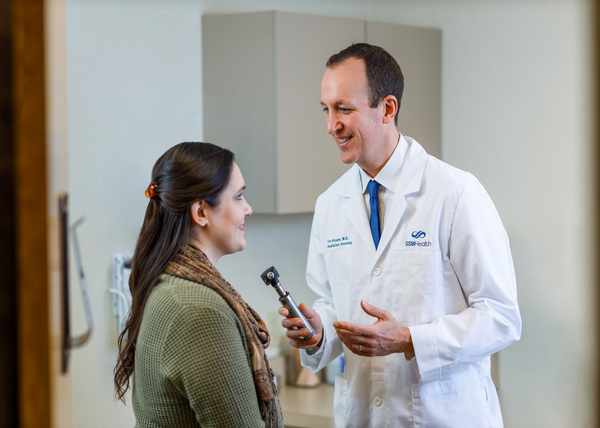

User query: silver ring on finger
[358,344,362,352]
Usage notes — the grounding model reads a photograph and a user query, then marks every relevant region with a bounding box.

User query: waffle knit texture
[132,246,283,427]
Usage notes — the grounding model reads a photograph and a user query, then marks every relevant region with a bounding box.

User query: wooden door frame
[13,0,71,426]
[13,0,52,426]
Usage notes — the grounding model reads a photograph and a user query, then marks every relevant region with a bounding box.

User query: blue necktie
[368,180,381,249]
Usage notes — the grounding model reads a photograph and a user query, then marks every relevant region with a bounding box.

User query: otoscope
[260,266,315,340]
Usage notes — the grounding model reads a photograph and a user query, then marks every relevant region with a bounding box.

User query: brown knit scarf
[163,244,281,427]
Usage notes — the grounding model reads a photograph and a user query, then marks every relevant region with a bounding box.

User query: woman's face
[199,162,252,264]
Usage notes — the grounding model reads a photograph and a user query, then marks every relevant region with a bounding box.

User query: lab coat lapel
[341,166,378,256]
[377,138,428,254]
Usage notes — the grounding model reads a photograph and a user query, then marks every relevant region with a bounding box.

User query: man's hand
[279,303,323,349]
[333,300,414,356]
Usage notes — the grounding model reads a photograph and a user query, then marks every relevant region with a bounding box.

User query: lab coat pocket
[323,241,353,287]
[333,373,347,428]
[392,251,444,323]
[411,374,491,428]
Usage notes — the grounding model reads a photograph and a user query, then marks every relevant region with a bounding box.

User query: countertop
[278,383,335,428]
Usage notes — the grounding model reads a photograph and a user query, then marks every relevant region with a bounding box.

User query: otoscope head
[260,266,280,286]
[260,266,286,298]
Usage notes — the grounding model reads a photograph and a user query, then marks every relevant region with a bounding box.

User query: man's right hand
[279,303,323,349]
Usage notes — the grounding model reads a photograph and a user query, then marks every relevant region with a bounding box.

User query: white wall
[65,0,596,427]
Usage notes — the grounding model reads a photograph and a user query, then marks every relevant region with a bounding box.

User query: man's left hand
[333,300,414,356]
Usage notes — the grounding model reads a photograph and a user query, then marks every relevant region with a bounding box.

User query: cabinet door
[203,12,277,212]
[275,12,363,213]
[367,22,442,159]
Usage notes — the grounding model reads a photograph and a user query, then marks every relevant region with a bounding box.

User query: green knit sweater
[132,274,283,427]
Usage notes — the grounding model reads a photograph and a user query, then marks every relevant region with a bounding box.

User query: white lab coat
[301,136,521,428]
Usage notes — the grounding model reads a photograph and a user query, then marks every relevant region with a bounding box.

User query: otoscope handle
[260,265,314,340]
[280,293,315,340]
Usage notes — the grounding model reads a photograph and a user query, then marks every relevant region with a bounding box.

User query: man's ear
[190,200,208,227]
[381,95,398,124]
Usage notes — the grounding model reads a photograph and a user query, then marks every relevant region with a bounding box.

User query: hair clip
[145,182,157,199]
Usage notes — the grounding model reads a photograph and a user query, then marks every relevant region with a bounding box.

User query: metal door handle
[60,194,93,373]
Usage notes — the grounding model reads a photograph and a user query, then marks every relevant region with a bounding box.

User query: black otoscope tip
[260,266,280,285]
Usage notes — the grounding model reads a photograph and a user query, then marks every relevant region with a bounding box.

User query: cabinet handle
[60,194,94,373]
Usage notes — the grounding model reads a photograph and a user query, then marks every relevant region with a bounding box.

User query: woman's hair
[326,43,404,126]
[114,142,235,402]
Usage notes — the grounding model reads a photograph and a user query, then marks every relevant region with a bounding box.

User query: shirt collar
[359,134,407,194]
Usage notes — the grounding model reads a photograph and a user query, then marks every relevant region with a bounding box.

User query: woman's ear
[190,201,208,227]
[381,95,398,124]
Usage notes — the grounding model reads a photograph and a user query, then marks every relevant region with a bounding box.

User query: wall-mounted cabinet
[203,11,440,213]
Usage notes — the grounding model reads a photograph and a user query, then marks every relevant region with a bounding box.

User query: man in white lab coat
[279,43,522,427]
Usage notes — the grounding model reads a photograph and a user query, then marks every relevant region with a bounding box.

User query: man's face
[320,57,386,174]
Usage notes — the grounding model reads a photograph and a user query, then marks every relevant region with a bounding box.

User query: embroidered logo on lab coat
[406,230,431,247]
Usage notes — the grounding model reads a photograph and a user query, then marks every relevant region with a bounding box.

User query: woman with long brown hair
[114,142,282,427]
